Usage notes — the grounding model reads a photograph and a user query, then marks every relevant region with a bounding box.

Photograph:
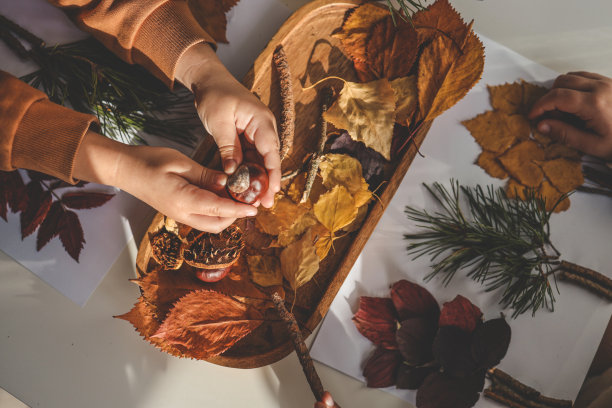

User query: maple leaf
[58,209,85,262]
[153,289,263,359]
[323,79,397,160]
[462,110,530,154]
[36,201,64,251]
[417,30,484,122]
[61,191,114,209]
[438,295,483,333]
[1,170,27,214]
[390,75,418,126]
[20,182,52,239]
[314,185,359,233]
[188,0,240,43]
[279,230,320,291]
[319,154,372,208]
[247,254,282,287]
[353,296,398,349]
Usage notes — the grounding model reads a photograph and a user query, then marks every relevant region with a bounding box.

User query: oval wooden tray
[136,0,431,368]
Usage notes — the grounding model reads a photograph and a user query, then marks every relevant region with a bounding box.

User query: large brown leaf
[153,290,264,359]
[58,209,85,262]
[188,0,239,43]
[20,183,52,239]
[61,191,114,209]
[417,31,484,122]
[279,230,320,291]
[412,0,471,47]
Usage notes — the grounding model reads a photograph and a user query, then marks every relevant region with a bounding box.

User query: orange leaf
[462,110,530,154]
[499,140,546,188]
[476,151,508,180]
[412,0,471,47]
[539,158,584,193]
[188,0,240,43]
[153,290,264,359]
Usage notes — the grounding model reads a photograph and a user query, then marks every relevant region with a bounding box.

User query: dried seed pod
[150,229,184,270]
[183,225,245,282]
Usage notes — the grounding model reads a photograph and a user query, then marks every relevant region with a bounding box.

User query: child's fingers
[537,118,603,156]
[553,73,598,92]
[210,120,244,175]
[528,88,590,119]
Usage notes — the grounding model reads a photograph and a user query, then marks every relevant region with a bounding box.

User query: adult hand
[315,391,337,408]
[73,131,257,233]
[176,42,281,208]
[529,71,612,160]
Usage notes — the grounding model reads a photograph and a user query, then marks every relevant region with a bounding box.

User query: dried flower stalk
[273,44,295,163]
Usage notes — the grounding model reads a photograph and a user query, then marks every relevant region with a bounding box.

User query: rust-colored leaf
[61,191,114,209]
[58,209,85,262]
[412,0,472,47]
[471,316,511,369]
[20,183,52,239]
[36,201,63,251]
[188,0,239,43]
[416,371,485,408]
[476,151,508,179]
[432,325,477,377]
[353,296,398,349]
[365,15,418,80]
[438,295,482,333]
[2,170,27,213]
[153,289,264,359]
[279,230,320,291]
[539,157,584,194]
[499,140,546,188]
[396,317,437,365]
[390,279,439,321]
[462,110,530,154]
[363,347,401,388]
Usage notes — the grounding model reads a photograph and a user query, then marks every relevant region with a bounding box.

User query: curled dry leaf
[353,296,397,349]
[396,317,437,365]
[279,230,320,291]
[329,132,387,184]
[153,289,264,359]
[391,279,439,321]
[438,295,483,332]
[319,154,372,208]
[363,347,401,388]
[247,254,283,287]
[470,316,511,369]
[416,370,485,408]
[323,79,397,160]
[255,196,309,235]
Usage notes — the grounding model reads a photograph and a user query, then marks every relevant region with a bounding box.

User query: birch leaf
[314,185,358,233]
[248,255,283,287]
[390,75,417,125]
[319,154,372,208]
[280,230,320,290]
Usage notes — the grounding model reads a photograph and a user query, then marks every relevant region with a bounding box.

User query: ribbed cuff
[132,0,216,88]
[12,100,98,184]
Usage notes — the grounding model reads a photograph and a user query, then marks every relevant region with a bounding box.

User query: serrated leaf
[363,347,401,388]
[20,183,52,239]
[2,170,27,213]
[58,210,85,262]
[471,316,511,369]
[413,0,472,47]
[61,191,114,209]
[353,296,397,349]
[439,295,482,332]
[391,280,440,321]
[36,201,64,251]
[153,289,263,359]
[323,79,397,160]
[314,185,358,233]
[279,230,319,291]
[247,254,282,287]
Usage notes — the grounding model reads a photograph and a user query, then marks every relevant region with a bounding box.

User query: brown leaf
[499,140,546,188]
[390,279,439,321]
[438,295,482,333]
[476,151,508,179]
[416,371,485,408]
[413,0,472,47]
[20,183,52,239]
[432,325,477,377]
[61,191,114,209]
[353,296,398,349]
[255,196,309,235]
[470,316,511,369]
[462,110,530,154]
[417,30,484,122]
[58,209,85,262]
[153,289,263,359]
[323,79,397,160]
[545,143,582,161]
[396,317,437,365]
[188,0,239,43]
[538,180,570,212]
[363,347,401,388]
[365,15,418,80]
[36,201,64,251]
[247,254,282,287]
[540,158,584,193]
[279,230,320,291]
[390,75,418,125]
[488,81,547,115]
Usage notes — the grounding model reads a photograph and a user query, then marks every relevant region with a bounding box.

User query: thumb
[180,162,228,194]
[538,119,603,156]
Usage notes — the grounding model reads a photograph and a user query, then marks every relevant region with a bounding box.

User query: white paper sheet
[310,35,612,406]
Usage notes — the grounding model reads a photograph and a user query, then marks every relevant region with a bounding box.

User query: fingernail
[216,174,227,187]
[246,207,258,217]
[538,123,551,134]
[225,160,237,174]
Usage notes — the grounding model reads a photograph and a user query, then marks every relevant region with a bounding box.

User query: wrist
[175,42,225,90]
[73,130,131,188]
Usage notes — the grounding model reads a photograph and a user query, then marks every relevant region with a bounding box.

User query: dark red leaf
[330,132,387,184]
[391,280,440,321]
[58,210,85,262]
[61,191,114,209]
[36,201,64,251]
[396,317,437,365]
[438,295,482,332]
[471,316,511,369]
[363,347,401,388]
[416,370,485,408]
[2,170,27,212]
[353,296,398,349]
[26,170,56,182]
[20,184,52,239]
[432,326,477,378]
[396,365,436,390]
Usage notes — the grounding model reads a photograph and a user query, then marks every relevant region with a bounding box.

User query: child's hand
[529,71,612,160]
[176,43,281,208]
[314,391,337,408]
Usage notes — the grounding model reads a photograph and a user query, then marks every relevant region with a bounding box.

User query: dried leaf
[396,365,435,390]
[279,230,319,291]
[61,191,114,209]
[505,178,528,200]
[471,316,511,369]
[188,0,239,43]
[432,326,477,377]
[417,29,484,122]
[329,132,387,183]
[353,296,397,349]
[462,110,530,154]
[438,295,482,332]
[538,180,570,212]
[413,0,472,47]
[365,15,418,80]
[58,210,85,262]
[488,81,547,115]
[247,254,282,287]
[499,140,546,188]
[255,196,309,235]
[319,154,372,208]
[540,158,584,193]
[545,143,582,161]
[314,185,359,233]
[275,211,318,247]
[153,289,263,359]
[416,370,485,408]
[36,201,63,251]
[396,317,437,365]
[20,183,52,239]
[323,79,397,160]
[476,151,508,179]
[2,170,27,213]
[390,280,440,321]
[363,347,401,388]
[312,223,336,260]
[390,75,418,125]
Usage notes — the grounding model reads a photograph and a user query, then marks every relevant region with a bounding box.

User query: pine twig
[271,292,325,403]
[484,389,529,408]
[273,44,295,163]
[487,368,573,408]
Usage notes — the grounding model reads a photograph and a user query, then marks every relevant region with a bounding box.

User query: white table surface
[2,1,612,407]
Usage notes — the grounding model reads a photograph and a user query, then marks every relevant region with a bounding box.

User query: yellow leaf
[540,158,584,194]
[390,76,417,125]
[276,211,319,247]
[247,255,282,287]
[255,197,309,235]
[314,185,359,233]
[319,154,372,208]
[280,230,320,290]
[323,79,397,160]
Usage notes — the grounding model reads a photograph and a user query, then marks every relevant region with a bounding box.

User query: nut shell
[183,225,244,269]
[150,229,184,270]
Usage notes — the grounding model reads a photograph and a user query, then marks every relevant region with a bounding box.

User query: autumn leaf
[471,317,511,369]
[188,0,240,43]
[323,79,397,160]
[279,230,319,291]
[432,326,478,377]
[247,254,283,287]
[20,182,52,239]
[363,347,401,388]
[462,110,530,154]
[412,0,472,47]
[329,132,387,184]
[353,296,398,349]
[488,81,547,115]
[438,295,483,333]
[390,75,418,125]
[61,191,115,209]
[58,209,85,262]
[538,180,570,212]
[499,140,546,188]
[319,154,372,208]
[417,30,484,122]
[390,280,439,321]
[416,371,485,408]
[476,151,508,180]
[314,185,359,233]
[396,317,437,365]
[36,201,64,251]
[255,196,309,235]
[275,211,319,247]
[539,157,584,193]
[1,170,27,214]
[153,289,263,359]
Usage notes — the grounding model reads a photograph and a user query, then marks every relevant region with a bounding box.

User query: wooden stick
[557,270,612,301]
[273,44,295,163]
[272,292,325,402]
[560,260,612,289]
[484,389,529,408]
[488,369,540,399]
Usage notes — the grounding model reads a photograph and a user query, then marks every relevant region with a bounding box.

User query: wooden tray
[136,0,431,368]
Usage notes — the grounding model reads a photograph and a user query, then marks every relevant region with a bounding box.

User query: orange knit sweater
[0,0,215,182]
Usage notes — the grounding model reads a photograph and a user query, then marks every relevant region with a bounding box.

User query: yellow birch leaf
[323,79,397,160]
[247,255,282,287]
[280,230,320,290]
[390,75,417,125]
[540,158,584,193]
[255,197,308,235]
[313,185,358,233]
[276,212,319,247]
[319,154,372,207]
